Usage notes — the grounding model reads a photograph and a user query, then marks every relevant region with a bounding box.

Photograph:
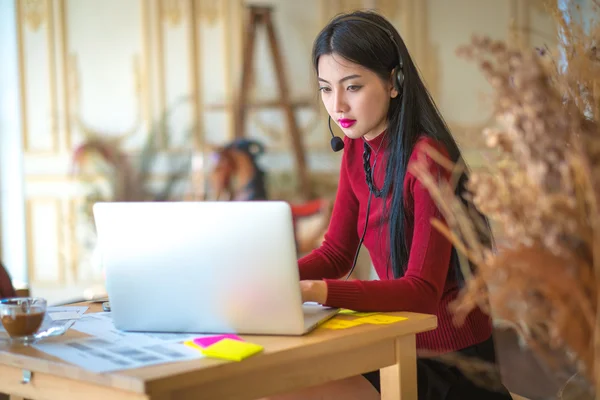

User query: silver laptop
[92,201,338,335]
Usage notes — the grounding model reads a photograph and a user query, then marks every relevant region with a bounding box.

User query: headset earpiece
[393,67,404,93]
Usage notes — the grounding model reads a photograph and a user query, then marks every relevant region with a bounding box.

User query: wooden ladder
[233,5,311,198]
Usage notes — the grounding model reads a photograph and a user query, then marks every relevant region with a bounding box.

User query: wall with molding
[0,0,555,303]
[0,0,27,288]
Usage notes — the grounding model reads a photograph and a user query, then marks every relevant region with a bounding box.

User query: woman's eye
[319,87,331,93]
[347,85,362,91]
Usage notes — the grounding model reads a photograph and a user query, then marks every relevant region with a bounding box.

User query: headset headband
[335,16,404,69]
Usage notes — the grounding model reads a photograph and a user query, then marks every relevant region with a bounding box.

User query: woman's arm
[298,142,361,280]
[306,144,453,314]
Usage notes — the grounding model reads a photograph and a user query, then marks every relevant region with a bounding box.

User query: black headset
[328,16,405,152]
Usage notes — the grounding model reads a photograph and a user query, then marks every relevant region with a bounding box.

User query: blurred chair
[490,237,571,399]
[494,326,576,400]
[0,262,16,299]
[290,198,331,256]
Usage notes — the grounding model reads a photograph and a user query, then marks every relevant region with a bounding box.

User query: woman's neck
[363,129,388,153]
[363,123,388,141]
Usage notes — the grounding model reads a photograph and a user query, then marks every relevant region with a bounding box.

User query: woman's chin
[342,129,365,140]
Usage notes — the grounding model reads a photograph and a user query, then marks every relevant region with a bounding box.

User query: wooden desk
[0,304,436,400]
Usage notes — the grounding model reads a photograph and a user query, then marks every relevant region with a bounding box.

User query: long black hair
[312,10,491,282]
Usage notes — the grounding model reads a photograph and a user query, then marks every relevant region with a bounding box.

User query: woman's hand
[300,280,328,304]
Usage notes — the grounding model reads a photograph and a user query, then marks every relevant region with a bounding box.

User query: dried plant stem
[430,219,477,263]
[405,1,600,394]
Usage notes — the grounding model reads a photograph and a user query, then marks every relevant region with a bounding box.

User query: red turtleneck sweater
[298,134,492,353]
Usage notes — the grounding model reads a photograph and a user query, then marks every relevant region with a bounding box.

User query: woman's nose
[333,91,348,114]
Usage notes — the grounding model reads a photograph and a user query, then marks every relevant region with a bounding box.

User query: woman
[268,10,512,400]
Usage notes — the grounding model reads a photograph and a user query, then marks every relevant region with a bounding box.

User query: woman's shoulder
[409,136,450,161]
[405,136,452,185]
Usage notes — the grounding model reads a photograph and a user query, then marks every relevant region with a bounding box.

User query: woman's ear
[389,71,399,99]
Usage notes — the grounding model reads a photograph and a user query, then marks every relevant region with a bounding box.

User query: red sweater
[299,134,492,353]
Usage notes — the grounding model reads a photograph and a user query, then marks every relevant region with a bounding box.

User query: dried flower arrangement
[409,1,600,398]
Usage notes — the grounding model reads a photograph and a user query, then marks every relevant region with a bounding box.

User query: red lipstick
[338,119,356,128]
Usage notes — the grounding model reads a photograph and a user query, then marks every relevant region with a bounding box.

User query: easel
[234,5,311,198]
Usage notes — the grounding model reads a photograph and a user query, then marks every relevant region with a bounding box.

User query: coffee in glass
[0,297,47,345]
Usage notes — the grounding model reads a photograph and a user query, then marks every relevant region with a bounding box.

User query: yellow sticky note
[319,319,363,330]
[183,340,203,352]
[354,312,378,317]
[200,338,263,361]
[338,309,378,317]
[354,315,408,325]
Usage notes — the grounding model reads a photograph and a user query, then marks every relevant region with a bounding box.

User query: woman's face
[317,53,398,141]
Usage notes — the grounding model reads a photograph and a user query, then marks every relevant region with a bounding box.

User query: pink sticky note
[193,334,244,348]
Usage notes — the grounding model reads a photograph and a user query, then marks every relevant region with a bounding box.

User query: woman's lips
[339,119,356,128]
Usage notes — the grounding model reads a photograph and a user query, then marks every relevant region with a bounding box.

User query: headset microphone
[328,116,344,152]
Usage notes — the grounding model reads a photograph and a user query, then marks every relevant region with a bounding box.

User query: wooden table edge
[144,314,438,395]
[0,310,437,398]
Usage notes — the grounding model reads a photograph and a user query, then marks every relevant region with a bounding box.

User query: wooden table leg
[380,334,417,400]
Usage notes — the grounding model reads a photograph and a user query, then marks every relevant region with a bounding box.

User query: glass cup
[0,297,47,345]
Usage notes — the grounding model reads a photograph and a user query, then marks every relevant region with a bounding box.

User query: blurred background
[0,0,559,305]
